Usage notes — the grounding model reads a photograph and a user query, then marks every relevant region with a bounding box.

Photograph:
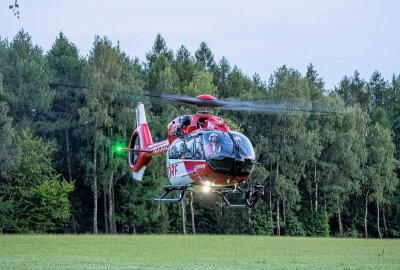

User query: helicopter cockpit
[203,131,255,176]
[168,131,255,176]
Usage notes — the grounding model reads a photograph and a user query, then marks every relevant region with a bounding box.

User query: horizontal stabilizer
[132,166,146,181]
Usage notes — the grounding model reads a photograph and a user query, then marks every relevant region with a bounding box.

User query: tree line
[0,30,399,237]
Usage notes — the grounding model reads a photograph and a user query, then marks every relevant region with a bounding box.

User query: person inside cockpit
[205,132,221,156]
[176,115,191,137]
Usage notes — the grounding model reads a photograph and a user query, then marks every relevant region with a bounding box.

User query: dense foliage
[0,31,399,237]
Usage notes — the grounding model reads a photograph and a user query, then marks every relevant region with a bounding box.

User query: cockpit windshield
[203,131,233,159]
[202,131,255,160]
[167,131,255,176]
[229,132,256,160]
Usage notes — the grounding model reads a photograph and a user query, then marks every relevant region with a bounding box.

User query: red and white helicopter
[124,94,329,208]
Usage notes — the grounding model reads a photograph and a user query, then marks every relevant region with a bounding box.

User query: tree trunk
[314,162,318,211]
[276,199,280,236]
[108,170,114,234]
[64,97,72,182]
[65,129,73,182]
[275,162,280,236]
[65,129,77,233]
[112,183,116,232]
[181,194,186,235]
[377,202,382,239]
[103,186,108,233]
[189,192,196,234]
[71,209,77,234]
[338,211,343,236]
[93,142,98,234]
[269,164,273,223]
[364,192,368,238]
[383,207,388,237]
[283,200,286,227]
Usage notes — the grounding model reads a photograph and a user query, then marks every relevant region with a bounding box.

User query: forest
[0,30,399,238]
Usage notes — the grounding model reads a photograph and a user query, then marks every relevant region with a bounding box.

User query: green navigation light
[112,143,126,155]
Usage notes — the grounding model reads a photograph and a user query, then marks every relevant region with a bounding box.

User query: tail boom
[147,140,169,157]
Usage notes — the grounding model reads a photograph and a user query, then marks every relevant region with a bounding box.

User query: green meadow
[0,235,399,270]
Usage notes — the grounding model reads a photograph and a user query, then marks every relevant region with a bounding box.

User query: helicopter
[122,94,332,208]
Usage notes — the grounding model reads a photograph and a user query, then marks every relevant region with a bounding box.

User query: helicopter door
[167,139,192,185]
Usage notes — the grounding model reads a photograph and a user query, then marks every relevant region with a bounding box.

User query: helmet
[179,115,191,126]
[209,132,218,141]
[234,136,241,142]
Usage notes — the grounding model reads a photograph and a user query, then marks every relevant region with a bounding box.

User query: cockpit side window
[183,138,193,159]
[193,136,204,160]
[169,138,197,160]
[169,139,182,159]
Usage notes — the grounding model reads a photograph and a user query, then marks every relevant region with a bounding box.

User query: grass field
[0,235,399,270]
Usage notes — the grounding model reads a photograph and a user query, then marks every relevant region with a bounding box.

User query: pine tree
[146,34,173,67]
[194,42,216,72]
[173,45,195,88]
[214,57,231,98]
[2,30,54,126]
[336,71,369,110]
[368,71,389,109]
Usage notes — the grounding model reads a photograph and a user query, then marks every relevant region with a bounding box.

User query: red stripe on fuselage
[181,160,250,186]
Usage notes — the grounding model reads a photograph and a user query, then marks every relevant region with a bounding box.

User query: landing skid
[213,182,264,208]
[154,185,190,203]
[154,182,264,208]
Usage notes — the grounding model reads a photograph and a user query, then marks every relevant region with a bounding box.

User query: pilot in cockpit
[205,132,221,156]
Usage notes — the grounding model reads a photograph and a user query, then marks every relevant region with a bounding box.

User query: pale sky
[1,0,399,90]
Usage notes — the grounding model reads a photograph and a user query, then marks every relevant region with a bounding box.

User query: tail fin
[128,103,153,181]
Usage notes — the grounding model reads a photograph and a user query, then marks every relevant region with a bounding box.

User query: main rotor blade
[217,99,336,114]
[151,94,337,114]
